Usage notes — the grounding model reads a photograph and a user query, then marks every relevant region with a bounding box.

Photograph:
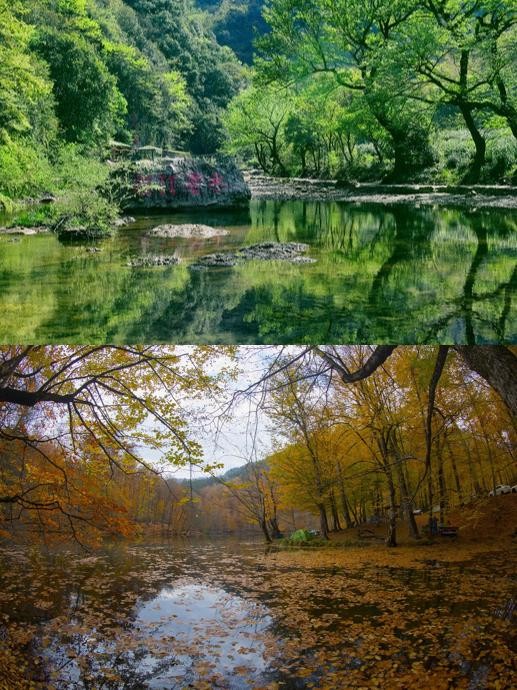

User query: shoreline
[245,173,517,209]
[1,177,516,237]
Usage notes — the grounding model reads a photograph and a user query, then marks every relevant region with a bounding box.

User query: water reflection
[43,579,274,689]
[0,201,515,343]
[0,540,514,689]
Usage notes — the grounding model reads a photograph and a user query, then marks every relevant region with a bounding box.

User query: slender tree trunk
[495,78,517,140]
[268,517,282,539]
[259,519,272,543]
[318,504,330,539]
[458,102,486,183]
[394,451,420,539]
[386,478,397,547]
[337,462,354,528]
[330,492,341,532]
[437,440,447,525]
[445,436,464,506]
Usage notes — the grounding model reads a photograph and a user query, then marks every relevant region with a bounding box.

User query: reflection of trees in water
[367,206,436,312]
[28,202,514,343]
[422,216,516,343]
[126,267,260,343]
[127,205,515,344]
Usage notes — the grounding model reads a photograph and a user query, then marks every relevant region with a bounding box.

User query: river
[0,200,515,343]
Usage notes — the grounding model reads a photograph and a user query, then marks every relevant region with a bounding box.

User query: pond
[0,539,514,689]
[0,200,515,343]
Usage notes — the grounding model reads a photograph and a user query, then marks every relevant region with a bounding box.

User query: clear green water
[0,200,515,343]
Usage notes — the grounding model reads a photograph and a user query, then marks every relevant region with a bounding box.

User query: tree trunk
[386,479,397,547]
[437,440,447,525]
[454,346,517,418]
[337,461,354,528]
[318,504,330,539]
[268,516,282,539]
[394,451,420,540]
[445,436,464,506]
[260,519,272,543]
[495,78,517,140]
[458,102,486,183]
[330,492,342,532]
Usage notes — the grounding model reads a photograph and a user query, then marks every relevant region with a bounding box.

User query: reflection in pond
[0,200,515,343]
[44,580,274,689]
[0,539,515,689]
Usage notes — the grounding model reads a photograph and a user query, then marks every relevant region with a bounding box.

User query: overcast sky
[141,346,299,478]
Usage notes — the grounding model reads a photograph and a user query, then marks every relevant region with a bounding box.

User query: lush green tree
[32,27,126,145]
[224,82,291,173]
[257,0,436,180]
[125,0,245,152]
[0,1,54,143]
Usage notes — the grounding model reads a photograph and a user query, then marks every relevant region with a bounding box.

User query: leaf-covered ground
[0,535,515,690]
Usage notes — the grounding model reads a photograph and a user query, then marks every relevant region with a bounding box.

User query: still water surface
[0,200,515,343]
[0,539,514,689]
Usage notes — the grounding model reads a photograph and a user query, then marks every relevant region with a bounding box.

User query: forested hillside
[197,0,267,63]
[0,0,245,205]
[1,0,516,211]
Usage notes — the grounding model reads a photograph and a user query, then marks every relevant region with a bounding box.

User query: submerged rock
[194,252,239,268]
[56,226,110,241]
[238,242,310,261]
[191,242,315,269]
[127,254,180,268]
[0,226,48,235]
[147,223,229,239]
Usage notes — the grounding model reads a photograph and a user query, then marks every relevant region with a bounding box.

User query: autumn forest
[0,345,516,689]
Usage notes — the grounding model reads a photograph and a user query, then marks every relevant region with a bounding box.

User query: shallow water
[0,200,515,343]
[0,539,514,689]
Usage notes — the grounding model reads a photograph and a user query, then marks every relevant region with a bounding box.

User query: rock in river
[128,254,180,268]
[192,242,316,269]
[147,224,229,239]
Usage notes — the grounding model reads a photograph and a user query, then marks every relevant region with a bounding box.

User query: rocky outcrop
[130,156,250,209]
[127,254,180,267]
[191,242,316,269]
[146,224,229,239]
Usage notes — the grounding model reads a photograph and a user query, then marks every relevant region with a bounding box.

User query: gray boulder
[130,156,250,209]
[147,224,229,239]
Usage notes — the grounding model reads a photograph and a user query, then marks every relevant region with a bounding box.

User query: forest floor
[245,173,517,209]
[0,496,515,690]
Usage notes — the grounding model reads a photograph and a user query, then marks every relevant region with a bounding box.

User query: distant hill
[196,1,268,64]
[178,461,261,491]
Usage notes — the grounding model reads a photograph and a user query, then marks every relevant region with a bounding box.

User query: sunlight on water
[0,200,515,343]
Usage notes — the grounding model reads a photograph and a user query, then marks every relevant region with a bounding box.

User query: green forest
[1,0,516,215]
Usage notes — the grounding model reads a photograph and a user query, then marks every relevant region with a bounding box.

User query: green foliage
[52,188,119,239]
[0,0,248,213]
[234,0,517,182]
[0,138,54,198]
[32,27,127,146]
[124,0,245,152]
[197,0,268,64]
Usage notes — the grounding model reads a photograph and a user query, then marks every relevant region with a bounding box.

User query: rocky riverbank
[245,172,517,209]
